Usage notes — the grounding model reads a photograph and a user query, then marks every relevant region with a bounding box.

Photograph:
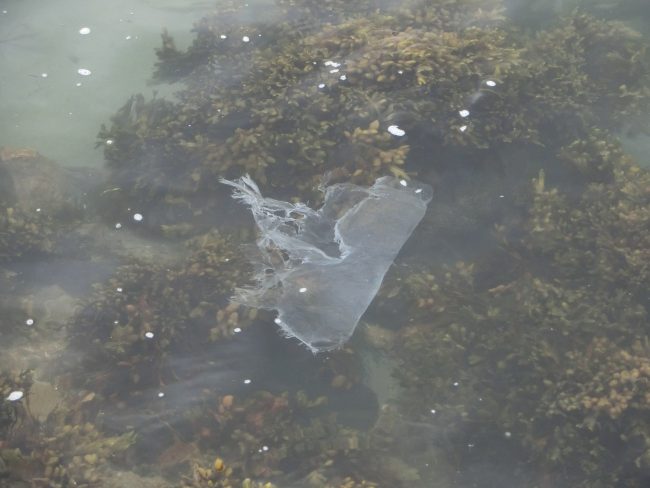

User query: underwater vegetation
[0,148,84,264]
[66,231,253,396]
[374,135,650,486]
[0,206,58,264]
[97,0,650,235]
[171,383,456,488]
[3,0,650,487]
[0,148,90,351]
[0,368,137,488]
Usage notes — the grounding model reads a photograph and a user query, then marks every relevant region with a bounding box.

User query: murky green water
[2,1,650,487]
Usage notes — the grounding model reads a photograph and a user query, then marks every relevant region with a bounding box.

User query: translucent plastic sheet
[222,175,432,352]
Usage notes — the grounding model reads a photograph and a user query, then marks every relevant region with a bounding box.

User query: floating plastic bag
[222,175,432,352]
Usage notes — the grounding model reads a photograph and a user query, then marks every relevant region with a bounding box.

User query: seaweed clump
[97,0,650,235]
[0,378,136,488]
[0,148,82,263]
[0,148,88,351]
[67,231,252,396]
[375,142,650,486]
[0,207,59,264]
[174,388,423,488]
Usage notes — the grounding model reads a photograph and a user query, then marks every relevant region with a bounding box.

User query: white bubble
[415,188,423,194]
[262,445,269,451]
[79,27,91,35]
[504,431,512,438]
[499,194,505,198]
[430,408,437,414]
[324,60,341,68]
[243,378,252,384]
[233,327,242,333]
[459,125,468,132]
[397,70,403,74]
[459,109,470,118]
[36,208,41,212]
[133,213,143,222]
[25,318,34,326]
[329,68,339,73]
[485,80,497,87]
[339,74,347,81]
[125,35,132,40]
[41,73,48,78]
[220,34,227,39]
[115,223,122,229]
[76,82,82,87]
[144,332,154,339]
[318,83,325,89]
[6,391,24,401]
[77,68,92,76]
[242,36,250,42]
[116,287,123,292]
[399,179,408,187]
[299,287,307,293]
[274,318,282,324]
[105,139,113,145]
[387,125,406,137]
[453,381,459,386]
[158,392,165,398]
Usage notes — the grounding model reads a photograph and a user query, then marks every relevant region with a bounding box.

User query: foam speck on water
[6,391,23,401]
[221,175,432,352]
[387,125,406,137]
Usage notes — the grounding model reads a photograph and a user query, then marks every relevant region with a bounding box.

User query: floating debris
[222,175,431,352]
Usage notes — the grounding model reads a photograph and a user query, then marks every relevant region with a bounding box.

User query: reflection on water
[2,0,650,487]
